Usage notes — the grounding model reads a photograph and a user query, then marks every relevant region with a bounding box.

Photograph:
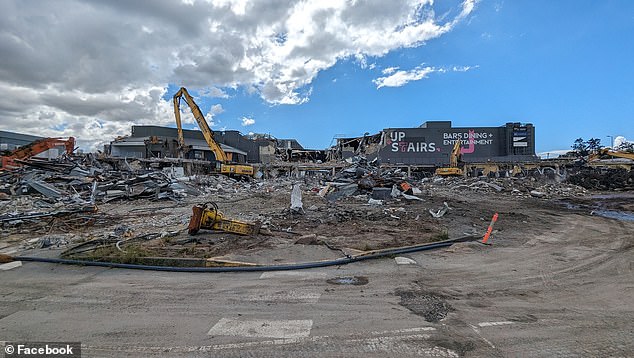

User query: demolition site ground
[1,173,633,357]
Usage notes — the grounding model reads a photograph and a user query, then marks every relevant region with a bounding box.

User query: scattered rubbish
[530,190,546,198]
[429,202,450,218]
[325,183,358,201]
[371,187,392,200]
[402,193,424,201]
[391,185,402,198]
[368,198,383,205]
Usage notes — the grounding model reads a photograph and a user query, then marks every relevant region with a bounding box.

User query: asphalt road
[1,213,633,357]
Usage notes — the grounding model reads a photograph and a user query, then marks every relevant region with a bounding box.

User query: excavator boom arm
[1,137,75,170]
[449,139,461,168]
[173,87,228,162]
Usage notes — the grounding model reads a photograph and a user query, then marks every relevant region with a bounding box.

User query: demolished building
[107,125,276,164]
[107,125,327,165]
[332,121,538,166]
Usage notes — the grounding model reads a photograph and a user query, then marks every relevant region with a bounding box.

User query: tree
[585,138,602,154]
[615,141,634,153]
[571,138,588,156]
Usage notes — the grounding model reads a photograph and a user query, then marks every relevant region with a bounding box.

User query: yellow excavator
[590,148,634,161]
[173,87,254,176]
[435,139,464,176]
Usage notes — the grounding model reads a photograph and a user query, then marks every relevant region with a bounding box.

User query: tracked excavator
[173,87,254,177]
[435,139,464,176]
[1,137,75,170]
[589,148,634,161]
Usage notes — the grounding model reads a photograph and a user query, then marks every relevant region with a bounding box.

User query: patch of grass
[432,230,449,242]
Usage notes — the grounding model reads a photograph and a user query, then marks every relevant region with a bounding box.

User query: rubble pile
[0,156,203,204]
[421,176,589,199]
[567,168,634,191]
[316,161,421,203]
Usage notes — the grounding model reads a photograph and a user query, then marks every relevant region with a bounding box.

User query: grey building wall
[0,130,43,151]
[378,121,537,165]
[131,126,270,163]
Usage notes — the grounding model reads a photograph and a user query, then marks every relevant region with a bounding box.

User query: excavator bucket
[187,205,205,235]
[187,202,260,236]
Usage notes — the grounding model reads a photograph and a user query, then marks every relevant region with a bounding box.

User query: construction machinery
[188,202,261,236]
[1,137,75,170]
[435,139,464,176]
[590,148,634,161]
[173,87,254,176]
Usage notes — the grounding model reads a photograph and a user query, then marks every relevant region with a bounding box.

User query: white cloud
[382,67,400,75]
[210,104,224,115]
[241,116,255,126]
[373,64,478,88]
[200,86,230,98]
[373,66,436,88]
[204,112,216,127]
[0,0,478,150]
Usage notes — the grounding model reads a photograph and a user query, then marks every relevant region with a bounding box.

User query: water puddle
[327,276,369,285]
[559,194,634,222]
[591,210,634,222]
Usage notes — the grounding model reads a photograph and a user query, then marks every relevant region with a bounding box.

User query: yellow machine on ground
[590,148,634,161]
[188,202,261,236]
[173,87,254,177]
[435,140,464,176]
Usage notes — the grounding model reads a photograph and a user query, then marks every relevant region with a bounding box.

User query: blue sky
[1,1,631,152]
[168,1,634,152]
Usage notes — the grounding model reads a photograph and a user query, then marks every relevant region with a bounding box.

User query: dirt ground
[2,175,631,265]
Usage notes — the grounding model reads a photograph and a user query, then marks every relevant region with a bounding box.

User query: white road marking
[469,324,496,349]
[208,318,313,339]
[259,271,327,279]
[241,291,321,303]
[478,321,514,327]
[394,257,417,265]
[0,261,22,271]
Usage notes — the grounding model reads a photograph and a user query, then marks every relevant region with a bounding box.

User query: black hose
[13,236,478,273]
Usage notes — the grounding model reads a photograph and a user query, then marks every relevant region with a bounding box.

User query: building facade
[108,126,276,163]
[336,121,537,165]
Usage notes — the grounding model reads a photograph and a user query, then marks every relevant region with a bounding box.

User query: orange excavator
[1,137,75,170]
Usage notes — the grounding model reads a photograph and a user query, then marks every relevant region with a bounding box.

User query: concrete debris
[367,198,383,205]
[2,145,632,267]
[567,168,634,191]
[391,185,402,198]
[429,202,450,218]
[290,183,304,213]
[371,187,391,200]
[402,193,424,201]
[530,190,547,198]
